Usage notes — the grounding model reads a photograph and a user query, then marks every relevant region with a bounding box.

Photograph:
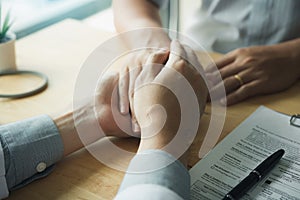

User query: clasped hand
[97,41,207,146]
[116,41,207,140]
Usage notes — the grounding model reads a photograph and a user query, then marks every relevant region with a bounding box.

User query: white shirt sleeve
[0,142,9,199]
[116,150,190,199]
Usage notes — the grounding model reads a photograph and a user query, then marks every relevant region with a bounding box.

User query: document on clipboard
[190,106,300,200]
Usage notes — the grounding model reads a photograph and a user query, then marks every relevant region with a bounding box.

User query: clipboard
[190,106,300,199]
[290,114,300,128]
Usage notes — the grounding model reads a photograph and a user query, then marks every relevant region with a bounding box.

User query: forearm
[54,112,83,157]
[112,0,171,49]
[54,106,106,157]
[113,0,163,32]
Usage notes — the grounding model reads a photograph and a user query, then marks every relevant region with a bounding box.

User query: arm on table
[0,72,131,198]
[112,0,170,48]
[115,41,208,199]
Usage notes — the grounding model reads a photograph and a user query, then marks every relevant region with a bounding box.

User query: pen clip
[290,114,300,128]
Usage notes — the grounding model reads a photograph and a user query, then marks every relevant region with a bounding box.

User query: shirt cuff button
[36,162,47,173]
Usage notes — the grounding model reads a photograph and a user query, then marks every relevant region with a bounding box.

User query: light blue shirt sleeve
[0,115,64,198]
[115,150,190,199]
[0,140,9,198]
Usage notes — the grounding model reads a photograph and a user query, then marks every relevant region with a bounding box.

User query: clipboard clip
[290,114,300,128]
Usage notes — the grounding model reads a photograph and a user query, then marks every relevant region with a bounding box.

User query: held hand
[56,72,133,156]
[133,40,208,156]
[207,45,300,105]
[118,49,169,133]
[94,72,133,138]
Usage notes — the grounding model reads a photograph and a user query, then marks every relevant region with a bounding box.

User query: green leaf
[0,10,11,40]
[3,11,10,30]
[2,24,9,37]
[0,0,2,34]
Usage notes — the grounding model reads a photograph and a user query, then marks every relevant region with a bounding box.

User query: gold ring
[234,74,244,86]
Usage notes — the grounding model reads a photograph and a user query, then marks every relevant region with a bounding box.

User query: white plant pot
[0,32,17,72]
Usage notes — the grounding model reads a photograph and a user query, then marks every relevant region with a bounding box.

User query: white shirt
[152,0,300,53]
[115,150,190,199]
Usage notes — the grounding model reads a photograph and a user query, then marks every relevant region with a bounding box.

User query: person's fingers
[128,66,142,95]
[229,68,255,91]
[210,69,255,99]
[206,56,239,87]
[181,44,209,114]
[131,110,140,133]
[181,44,207,86]
[205,53,236,73]
[167,40,187,65]
[128,66,142,133]
[221,80,260,106]
[182,44,205,75]
[147,49,169,65]
[162,41,203,92]
[219,62,243,80]
[206,72,220,86]
[118,67,129,114]
[182,45,198,65]
[165,41,188,75]
[210,76,240,99]
[140,50,169,82]
[129,51,169,133]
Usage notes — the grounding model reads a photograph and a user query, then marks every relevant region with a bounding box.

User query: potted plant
[0,2,16,72]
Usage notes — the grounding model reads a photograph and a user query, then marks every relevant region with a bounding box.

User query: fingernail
[133,122,141,133]
[120,105,125,114]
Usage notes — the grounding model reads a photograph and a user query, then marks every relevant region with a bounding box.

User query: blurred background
[2,0,197,38]
[2,0,112,38]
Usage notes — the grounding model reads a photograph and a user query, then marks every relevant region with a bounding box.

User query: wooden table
[1,19,299,200]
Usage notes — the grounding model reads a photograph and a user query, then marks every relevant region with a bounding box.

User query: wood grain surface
[1,19,299,200]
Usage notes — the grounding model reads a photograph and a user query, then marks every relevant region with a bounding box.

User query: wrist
[54,112,82,156]
[54,104,106,156]
[138,121,190,168]
[138,135,189,168]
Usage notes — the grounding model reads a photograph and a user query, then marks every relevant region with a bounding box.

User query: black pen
[222,149,285,200]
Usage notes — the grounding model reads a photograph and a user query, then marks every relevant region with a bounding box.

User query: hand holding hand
[133,40,208,164]
[118,49,169,133]
[56,72,133,156]
[94,72,133,138]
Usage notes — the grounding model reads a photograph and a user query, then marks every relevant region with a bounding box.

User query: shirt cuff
[0,115,64,190]
[0,141,9,199]
[118,149,190,199]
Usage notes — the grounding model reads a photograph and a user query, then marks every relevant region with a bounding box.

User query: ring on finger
[234,74,244,86]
